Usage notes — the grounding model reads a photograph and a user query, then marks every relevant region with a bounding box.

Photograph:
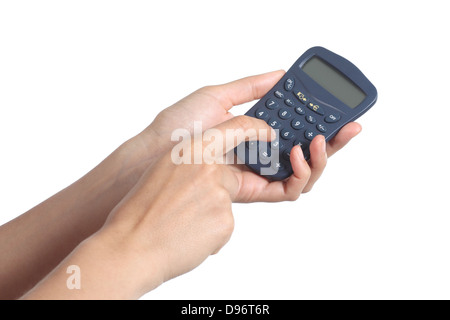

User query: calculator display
[302,57,366,109]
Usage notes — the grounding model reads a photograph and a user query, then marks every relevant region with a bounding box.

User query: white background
[0,1,449,300]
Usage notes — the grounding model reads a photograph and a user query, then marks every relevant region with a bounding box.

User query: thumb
[206,70,285,110]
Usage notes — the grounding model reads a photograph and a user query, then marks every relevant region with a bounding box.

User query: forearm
[20,230,163,300]
[0,136,157,299]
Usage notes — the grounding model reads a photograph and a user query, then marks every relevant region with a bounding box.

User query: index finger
[204,115,276,156]
[208,70,285,110]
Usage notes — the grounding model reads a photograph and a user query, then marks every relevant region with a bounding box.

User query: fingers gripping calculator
[235,46,377,181]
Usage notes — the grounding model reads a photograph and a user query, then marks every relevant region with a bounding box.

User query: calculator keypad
[242,74,343,180]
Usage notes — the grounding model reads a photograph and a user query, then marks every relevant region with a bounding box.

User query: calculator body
[235,46,377,181]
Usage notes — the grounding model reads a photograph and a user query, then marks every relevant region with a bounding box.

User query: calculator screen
[302,56,366,109]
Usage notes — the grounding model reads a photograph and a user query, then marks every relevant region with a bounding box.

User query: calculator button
[307,102,325,115]
[265,99,279,110]
[284,98,296,107]
[274,90,284,99]
[281,129,295,140]
[324,113,341,123]
[284,78,295,91]
[293,139,306,148]
[247,141,258,150]
[306,115,316,124]
[268,118,282,129]
[259,150,271,164]
[255,109,269,120]
[295,91,309,105]
[316,123,327,133]
[278,108,292,120]
[305,130,316,141]
[270,140,284,150]
[272,161,285,172]
[295,106,306,115]
[282,150,291,161]
[291,118,304,130]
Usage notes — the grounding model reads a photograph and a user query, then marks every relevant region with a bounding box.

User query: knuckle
[215,187,230,202]
[219,211,234,237]
[196,85,214,94]
[202,164,220,178]
[196,85,221,101]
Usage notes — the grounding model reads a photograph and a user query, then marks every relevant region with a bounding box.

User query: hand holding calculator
[236,47,377,181]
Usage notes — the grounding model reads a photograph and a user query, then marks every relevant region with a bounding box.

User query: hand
[231,121,362,202]
[129,70,361,197]
[134,70,286,157]
[102,114,358,292]
[20,115,361,299]
[101,116,309,293]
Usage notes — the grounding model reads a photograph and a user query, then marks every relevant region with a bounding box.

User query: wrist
[113,131,162,187]
[89,228,166,298]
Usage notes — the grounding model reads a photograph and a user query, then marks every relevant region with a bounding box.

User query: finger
[303,135,327,193]
[283,145,312,200]
[326,122,362,157]
[204,115,276,156]
[246,145,311,202]
[207,70,286,110]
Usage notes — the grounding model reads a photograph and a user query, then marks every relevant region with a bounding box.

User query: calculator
[235,46,377,181]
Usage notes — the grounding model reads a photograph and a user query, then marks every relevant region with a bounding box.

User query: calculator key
[295,106,306,115]
[291,118,304,130]
[282,150,291,161]
[307,102,325,115]
[284,98,296,107]
[265,99,279,110]
[247,141,258,150]
[295,91,309,105]
[274,90,284,99]
[259,149,271,164]
[284,78,295,91]
[271,161,285,172]
[268,118,282,129]
[255,109,269,120]
[293,139,305,148]
[304,129,316,141]
[324,113,341,123]
[281,129,295,140]
[279,108,292,120]
[316,123,327,133]
[306,115,317,124]
[270,140,284,150]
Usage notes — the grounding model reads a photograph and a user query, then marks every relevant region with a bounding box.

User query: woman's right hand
[101,115,314,295]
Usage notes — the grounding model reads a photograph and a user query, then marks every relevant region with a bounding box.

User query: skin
[0,71,361,299]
